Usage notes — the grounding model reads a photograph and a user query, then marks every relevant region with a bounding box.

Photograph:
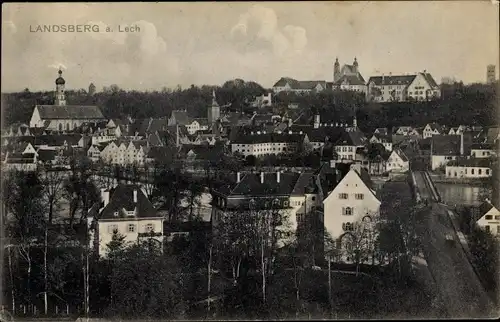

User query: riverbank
[429,173,490,186]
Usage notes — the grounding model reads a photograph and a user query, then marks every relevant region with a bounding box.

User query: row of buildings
[2,68,499,261]
[272,57,442,102]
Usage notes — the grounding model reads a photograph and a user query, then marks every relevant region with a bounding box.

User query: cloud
[230,5,308,57]
[48,63,67,70]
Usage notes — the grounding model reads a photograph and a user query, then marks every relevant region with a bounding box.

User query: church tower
[333,58,340,82]
[55,69,66,106]
[353,57,358,74]
[208,89,220,124]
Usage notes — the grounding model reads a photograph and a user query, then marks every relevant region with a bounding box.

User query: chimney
[133,189,138,203]
[260,172,265,184]
[237,172,241,183]
[101,188,110,207]
[460,133,464,156]
[277,171,281,183]
[314,114,320,129]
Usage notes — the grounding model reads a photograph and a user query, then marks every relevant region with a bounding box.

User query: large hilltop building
[332,57,367,94]
[366,71,441,102]
[29,69,105,131]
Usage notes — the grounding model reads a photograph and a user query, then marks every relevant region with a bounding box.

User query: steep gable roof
[334,74,366,86]
[422,73,439,88]
[99,184,158,220]
[170,110,191,126]
[334,130,367,146]
[291,172,318,196]
[35,105,104,120]
[392,148,409,162]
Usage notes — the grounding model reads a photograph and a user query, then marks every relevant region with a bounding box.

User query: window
[128,224,136,232]
[478,169,482,175]
[113,211,119,217]
[485,215,493,220]
[283,201,289,207]
[471,169,475,175]
[145,223,155,232]
[497,226,500,234]
[311,196,316,201]
[108,224,118,234]
[355,193,364,200]
[485,225,490,232]
[342,222,354,231]
[495,215,500,220]
[339,193,348,199]
[343,207,353,216]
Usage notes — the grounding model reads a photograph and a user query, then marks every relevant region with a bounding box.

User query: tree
[106,230,127,259]
[152,166,189,222]
[39,166,66,224]
[467,225,498,296]
[63,155,99,228]
[3,170,46,309]
[107,243,184,318]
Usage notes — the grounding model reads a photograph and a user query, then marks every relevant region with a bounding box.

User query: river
[435,183,490,206]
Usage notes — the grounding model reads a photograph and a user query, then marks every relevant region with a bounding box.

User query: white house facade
[322,166,381,241]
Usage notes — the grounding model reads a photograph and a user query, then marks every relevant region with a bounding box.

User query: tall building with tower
[29,69,105,130]
[207,90,220,124]
[487,65,496,84]
[332,57,367,94]
[55,69,66,106]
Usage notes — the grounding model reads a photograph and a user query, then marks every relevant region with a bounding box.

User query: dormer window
[113,211,119,217]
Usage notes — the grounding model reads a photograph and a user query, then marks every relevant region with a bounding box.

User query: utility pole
[207,245,212,313]
[328,255,332,313]
[44,225,48,315]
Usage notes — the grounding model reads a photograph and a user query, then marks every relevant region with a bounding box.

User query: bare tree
[39,166,66,224]
[3,170,46,310]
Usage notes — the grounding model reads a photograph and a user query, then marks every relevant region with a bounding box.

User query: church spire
[55,68,66,106]
[208,89,220,124]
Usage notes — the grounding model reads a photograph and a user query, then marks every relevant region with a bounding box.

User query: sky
[1,2,499,92]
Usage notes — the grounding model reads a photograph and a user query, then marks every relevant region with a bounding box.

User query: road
[412,171,496,318]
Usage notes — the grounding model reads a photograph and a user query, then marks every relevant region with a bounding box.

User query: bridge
[410,170,495,318]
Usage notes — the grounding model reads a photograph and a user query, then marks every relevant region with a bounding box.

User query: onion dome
[55,69,65,85]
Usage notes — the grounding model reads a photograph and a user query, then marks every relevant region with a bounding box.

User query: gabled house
[430,134,471,170]
[87,184,163,258]
[272,77,328,94]
[369,134,393,151]
[322,164,381,242]
[386,148,409,173]
[2,142,39,171]
[475,201,500,236]
[374,128,388,136]
[333,130,368,162]
[186,118,210,135]
[366,71,440,102]
[167,110,192,127]
[423,122,443,139]
[87,144,105,162]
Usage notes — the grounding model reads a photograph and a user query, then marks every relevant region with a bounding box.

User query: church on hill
[29,69,106,131]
